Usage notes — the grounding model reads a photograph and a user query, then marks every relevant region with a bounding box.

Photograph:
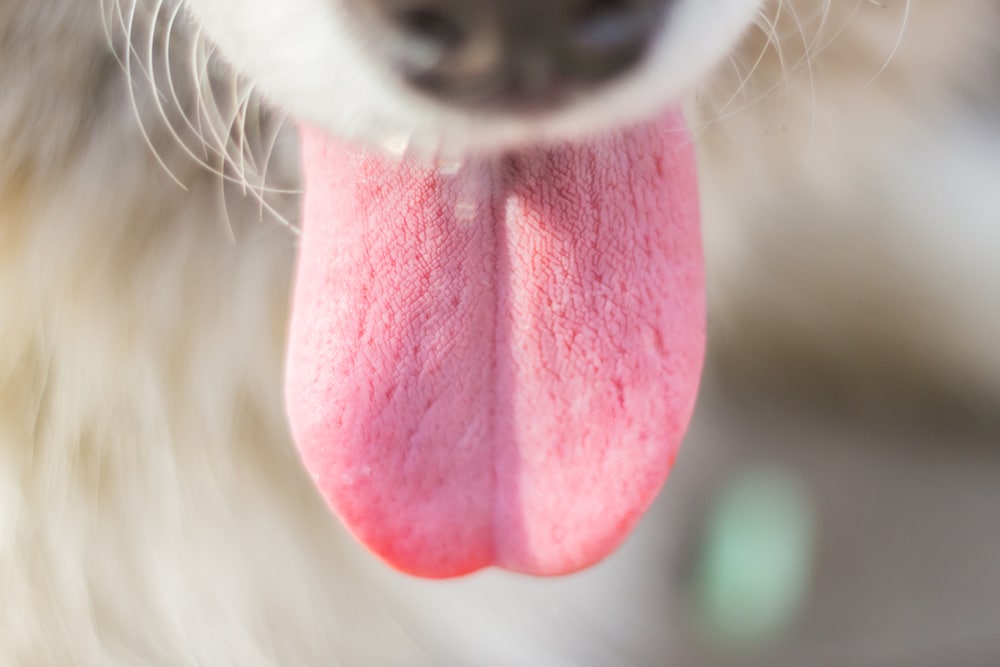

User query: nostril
[385,6,468,76]
[572,0,651,54]
[393,7,465,53]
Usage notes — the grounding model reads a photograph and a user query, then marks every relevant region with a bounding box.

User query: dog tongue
[285,110,704,578]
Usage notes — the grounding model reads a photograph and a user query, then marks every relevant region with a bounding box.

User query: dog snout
[356,0,669,110]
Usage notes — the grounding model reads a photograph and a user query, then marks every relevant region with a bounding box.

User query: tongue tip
[364,539,494,580]
[302,434,679,580]
[349,517,642,579]
[365,509,648,579]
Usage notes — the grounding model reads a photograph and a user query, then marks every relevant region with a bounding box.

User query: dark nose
[356,0,668,110]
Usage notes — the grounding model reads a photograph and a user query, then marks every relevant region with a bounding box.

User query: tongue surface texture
[285,110,704,578]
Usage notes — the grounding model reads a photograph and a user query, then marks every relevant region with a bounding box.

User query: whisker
[864,0,910,87]
[107,0,301,235]
[119,0,189,190]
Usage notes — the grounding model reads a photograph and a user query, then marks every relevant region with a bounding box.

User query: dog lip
[405,70,576,114]
[456,85,575,115]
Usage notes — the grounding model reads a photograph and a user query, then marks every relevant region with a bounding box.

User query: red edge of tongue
[284,110,705,578]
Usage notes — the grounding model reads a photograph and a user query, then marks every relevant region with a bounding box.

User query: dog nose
[360,0,667,109]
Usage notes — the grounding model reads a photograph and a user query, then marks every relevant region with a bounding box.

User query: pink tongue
[285,110,704,578]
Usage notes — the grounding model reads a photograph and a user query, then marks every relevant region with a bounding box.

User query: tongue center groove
[489,156,513,568]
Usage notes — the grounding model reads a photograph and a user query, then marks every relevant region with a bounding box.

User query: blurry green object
[694,465,816,652]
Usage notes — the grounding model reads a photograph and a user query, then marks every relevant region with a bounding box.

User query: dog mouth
[283,106,705,578]
[268,0,706,580]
